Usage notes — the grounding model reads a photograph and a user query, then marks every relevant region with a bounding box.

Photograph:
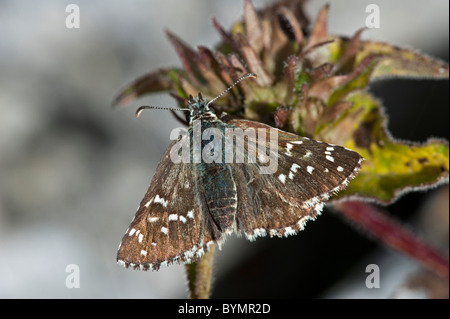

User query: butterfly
[116,73,363,270]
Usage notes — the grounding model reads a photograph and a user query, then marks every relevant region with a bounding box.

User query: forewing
[116,139,216,271]
[226,118,363,240]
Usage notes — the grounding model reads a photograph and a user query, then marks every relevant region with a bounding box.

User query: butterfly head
[186,92,217,125]
[134,73,256,124]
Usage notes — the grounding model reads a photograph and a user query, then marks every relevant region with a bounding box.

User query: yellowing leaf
[322,92,449,203]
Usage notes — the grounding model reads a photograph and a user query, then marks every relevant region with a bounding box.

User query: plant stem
[334,201,449,280]
[185,245,216,299]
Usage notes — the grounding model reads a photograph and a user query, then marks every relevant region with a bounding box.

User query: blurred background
[0,0,448,298]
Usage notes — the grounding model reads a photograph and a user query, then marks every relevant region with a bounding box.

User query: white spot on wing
[307,166,314,174]
[284,227,296,237]
[315,202,325,214]
[168,214,178,221]
[297,215,316,231]
[128,228,136,236]
[144,198,153,208]
[184,245,197,259]
[326,155,334,162]
[269,229,279,237]
[196,247,205,258]
[245,227,267,241]
[254,228,266,238]
[161,227,168,235]
[187,210,194,219]
[154,194,169,208]
[278,174,286,184]
[337,166,344,172]
[258,153,268,163]
[285,143,293,156]
[290,163,301,173]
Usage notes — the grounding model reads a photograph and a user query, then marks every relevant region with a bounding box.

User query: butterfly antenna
[206,72,257,107]
[135,72,256,117]
[135,105,189,118]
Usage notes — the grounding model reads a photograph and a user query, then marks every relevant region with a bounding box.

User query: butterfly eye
[185,111,190,123]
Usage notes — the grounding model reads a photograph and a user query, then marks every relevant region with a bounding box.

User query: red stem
[334,201,449,280]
